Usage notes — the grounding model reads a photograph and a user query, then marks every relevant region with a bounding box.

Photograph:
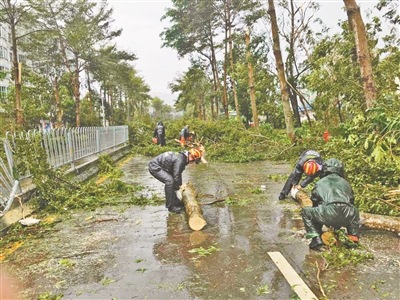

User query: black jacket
[148,151,188,189]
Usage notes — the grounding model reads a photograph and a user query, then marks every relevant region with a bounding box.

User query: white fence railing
[0,126,129,217]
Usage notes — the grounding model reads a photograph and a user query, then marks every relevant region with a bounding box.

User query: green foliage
[36,292,64,300]
[188,245,220,257]
[98,154,123,178]
[319,230,374,269]
[256,283,270,295]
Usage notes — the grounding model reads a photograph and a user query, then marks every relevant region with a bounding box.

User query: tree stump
[181,182,207,231]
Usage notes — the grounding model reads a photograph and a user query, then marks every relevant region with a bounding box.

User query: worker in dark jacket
[180,124,190,147]
[301,158,360,250]
[279,150,324,200]
[154,121,166,146]
[148,148,203,213]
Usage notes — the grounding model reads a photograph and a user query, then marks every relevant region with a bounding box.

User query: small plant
[256,283,270,295]
[59,259,75,268]
[36,292,64,300]
[136,268,147,273]
[188,245,220,257]
[250,187,262,194]
[101,277,115,286]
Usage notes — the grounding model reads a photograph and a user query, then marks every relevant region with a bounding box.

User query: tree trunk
[343,0,377,109]
[245,28,259,128]
[181,182,207,231]
[293,190,400,234]
[227,0,240,122]
[267,0,294,141]
[9,9,22,126]
[53,76,63,127]
[73,53,81,127]
[222,3,229,119]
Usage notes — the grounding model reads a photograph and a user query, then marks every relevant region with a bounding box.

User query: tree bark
[245,28,259,128]
[343,0,377,109]
[53,76,63,127]
[227,0,240,122]
[8,1,22,126]
[181,182,207,231]
[267,0,294,141]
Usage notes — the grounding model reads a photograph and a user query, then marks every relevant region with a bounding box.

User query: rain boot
[309,236,324,250]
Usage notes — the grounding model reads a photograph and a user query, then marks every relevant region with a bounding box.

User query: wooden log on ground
[292,190,313,207]
[292,189,400,234]
[181,182,207,231]
[360,213,400,234]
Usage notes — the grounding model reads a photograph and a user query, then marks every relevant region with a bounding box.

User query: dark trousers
[301,203,360,239]
[149,168,180,209]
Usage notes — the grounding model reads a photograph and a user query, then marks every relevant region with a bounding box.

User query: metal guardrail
[0,126,129,217]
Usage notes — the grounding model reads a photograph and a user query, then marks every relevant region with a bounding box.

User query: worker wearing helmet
[180,125,190,147]
[301,158,360,250]
[279,150,324,200]
[148,148,203,213]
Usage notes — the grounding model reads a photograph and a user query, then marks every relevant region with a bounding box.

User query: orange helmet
[189,148,202,159]
[303,160,319,176]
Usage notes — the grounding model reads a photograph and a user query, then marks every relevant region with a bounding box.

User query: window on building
[0,86,8,95]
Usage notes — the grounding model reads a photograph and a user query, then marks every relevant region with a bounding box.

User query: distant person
[148,148,203,213]
[301,158,360,250]
[153,121,166,146]
[279,150,324,200]
[180,124,190,147]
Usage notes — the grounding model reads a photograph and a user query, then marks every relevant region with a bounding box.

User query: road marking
[268,251,318,300]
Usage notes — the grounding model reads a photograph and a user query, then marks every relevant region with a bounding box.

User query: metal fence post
[67,129,75,169]
[96,127,100,154]
[113,127,116,151]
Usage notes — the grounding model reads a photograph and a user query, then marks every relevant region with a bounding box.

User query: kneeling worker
[148,148,203,213]
[301,158,360,250]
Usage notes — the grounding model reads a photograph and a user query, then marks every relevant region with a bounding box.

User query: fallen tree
[181,182,207,231]
[292,189,400,235]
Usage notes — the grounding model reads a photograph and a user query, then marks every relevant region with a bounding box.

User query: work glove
[290,186,300,199]
[278,193,286,200]
[175,189,182,201]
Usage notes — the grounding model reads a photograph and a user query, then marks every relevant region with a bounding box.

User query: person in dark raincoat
[180,124,190,147]
[148,148,203,213]
[153,121,166,146]
[301,158,360,250]
[279,150,324,200]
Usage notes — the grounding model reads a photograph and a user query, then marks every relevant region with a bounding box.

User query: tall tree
[0,0,32,126]
[245,28,258,128]
[343,0,377,109]
[267,0,294,140]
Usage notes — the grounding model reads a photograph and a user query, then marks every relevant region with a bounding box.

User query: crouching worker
[301,158,360,250]
[148,148,203,213]
[279,150,324,200]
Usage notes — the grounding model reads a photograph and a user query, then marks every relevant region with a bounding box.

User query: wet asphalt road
[2,155,399,300]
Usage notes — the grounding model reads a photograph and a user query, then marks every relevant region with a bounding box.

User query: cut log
[360,213,400,234]
[292,190,313,207]
[292,189,400,234]
[181,182,207,231]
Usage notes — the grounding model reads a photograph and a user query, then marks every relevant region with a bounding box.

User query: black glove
[278,193,286,200]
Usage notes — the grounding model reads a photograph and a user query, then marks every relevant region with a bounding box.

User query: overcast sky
[108,0,380,106]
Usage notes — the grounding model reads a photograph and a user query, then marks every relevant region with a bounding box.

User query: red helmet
[303,160,319,176]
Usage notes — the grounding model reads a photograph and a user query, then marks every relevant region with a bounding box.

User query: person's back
[154,121,166,146]
[302,158,360,250]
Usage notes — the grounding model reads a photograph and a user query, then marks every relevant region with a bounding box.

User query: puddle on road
[2,154,399,300]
